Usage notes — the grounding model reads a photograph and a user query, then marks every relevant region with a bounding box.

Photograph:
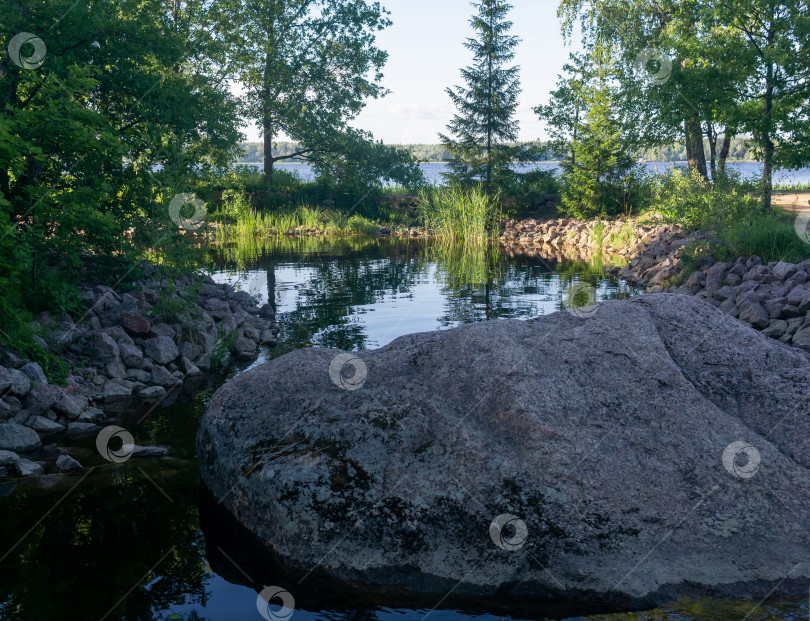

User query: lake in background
[246,161,810,187]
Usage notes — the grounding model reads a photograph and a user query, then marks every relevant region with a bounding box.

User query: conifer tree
[439,0,526,193]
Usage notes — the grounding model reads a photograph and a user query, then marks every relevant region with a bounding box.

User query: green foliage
[648,170,760,229]
[418,185,501,243]
[220,0,392,181]
[558,66,638,218]
[0,0,240,355]
[309,127,426,213]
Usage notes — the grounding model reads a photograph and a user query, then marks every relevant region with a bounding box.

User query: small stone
[2,396,22,415]
[791,327,810,352]
[713,286,735,302]
[195,353,212,371]
[738,300,770,329]
[120,310,151,336]
[762,320,789,339]
[103,381,132,403]
[0,367,31,397]
[772,262,799,281]
[119,342,145,368]
[55,454,84,473]
[0,422,42,452]
[52,393,88,420]
[22,384,64,417]
[131,445,168,459]
[179,356,201,375]
[14,458,44,477]
[88,332,120,364]
[138,385,167,400]
[1,352,25,369]
[105,362,128,379]
[78,407,105,423]
[0,450,20,467]
[126,368,152,383]
[233,335,257,356]
[151,365,181,388]
[65,422,101,439]
[143,336,179,366]
[29,416,65,436]
[19,362,48,386]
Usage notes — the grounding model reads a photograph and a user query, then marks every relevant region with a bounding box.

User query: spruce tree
[440,0,525,194]
[559,45,634,218]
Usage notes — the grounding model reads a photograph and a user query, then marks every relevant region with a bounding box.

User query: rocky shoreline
[0,266,279,479]
[498,215,810,354]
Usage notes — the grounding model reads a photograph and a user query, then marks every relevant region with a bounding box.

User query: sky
[242,0,582,145]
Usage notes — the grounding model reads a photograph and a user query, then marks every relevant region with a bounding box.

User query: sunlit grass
[212,191,380,239]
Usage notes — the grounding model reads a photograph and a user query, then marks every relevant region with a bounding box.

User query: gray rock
[737,299,770,329]
[1,352,25,369]
[199,294,810,608]
[788,270,809,285]
[119,342,146,368]
[78,407,105,423]
[195,353,212,372]
[762,319,789,339]
[2,396,22,415]
[179,356,202,376]
[150,365,181,388]
[103,381,132,403]
[65,422,101,439]
[52,393,88,420]
[138,385,167,400]
[772,261,799,281]
[787,286,810,314]
[0,367,31,397]
[14,458,43,477]
[29,416,65,435]
[712,285,734,302]
[22,384,65,417]
[19,362,48,386]
[792,327,810,352]
[0,450,20,467]
[126,368,152,383]
[232,334,257,356]
[89,332,120,363]
[143,336,179,366]
[55,454,84,473]
[131,445,168,459]
[120,310,151,336]
[105,361,128,379]
[0,422,42,452]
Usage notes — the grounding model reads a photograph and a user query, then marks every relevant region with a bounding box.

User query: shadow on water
[0,236,805,620]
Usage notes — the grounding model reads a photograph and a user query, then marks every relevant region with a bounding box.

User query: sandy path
[773,191,810,213]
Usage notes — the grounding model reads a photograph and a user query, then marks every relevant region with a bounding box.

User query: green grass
[213,190,380,239]
[418,185,501,243]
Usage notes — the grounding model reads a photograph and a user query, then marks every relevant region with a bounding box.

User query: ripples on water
[0,237,804,621]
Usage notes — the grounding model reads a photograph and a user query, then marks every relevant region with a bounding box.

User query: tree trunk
[684,115,707,178]
[706,122,717,180]
[262,49,274,185]
[718,132,732,176]
[762,61,775,212]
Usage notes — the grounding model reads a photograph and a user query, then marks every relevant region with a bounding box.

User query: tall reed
[418,185,501,243]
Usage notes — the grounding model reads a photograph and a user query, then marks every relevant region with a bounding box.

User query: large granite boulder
[197,294,810,611]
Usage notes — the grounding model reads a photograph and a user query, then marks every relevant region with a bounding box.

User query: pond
[0,238,805,621]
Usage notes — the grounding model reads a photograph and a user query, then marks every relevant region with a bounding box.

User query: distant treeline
[236,138,757,164]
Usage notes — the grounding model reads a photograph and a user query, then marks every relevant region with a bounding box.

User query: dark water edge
[0,237,806,621]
